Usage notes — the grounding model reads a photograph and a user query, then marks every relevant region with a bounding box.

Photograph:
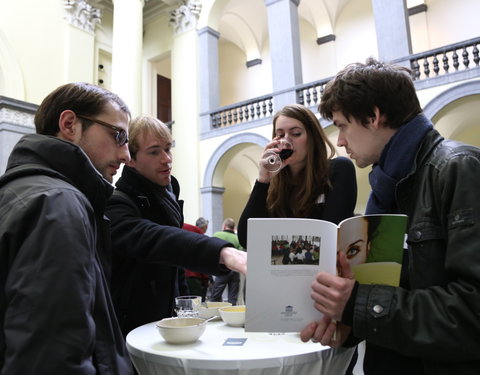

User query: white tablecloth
[126,320,355,375]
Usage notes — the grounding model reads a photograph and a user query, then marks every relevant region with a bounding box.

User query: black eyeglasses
[77,114,129,146]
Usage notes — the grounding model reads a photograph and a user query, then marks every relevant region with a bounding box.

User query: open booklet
[245,214,407,333]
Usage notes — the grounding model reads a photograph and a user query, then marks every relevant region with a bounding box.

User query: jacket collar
[115,166,183,227]
[405,128,444,180]
[5,134,114,212]
[115,165,165,203]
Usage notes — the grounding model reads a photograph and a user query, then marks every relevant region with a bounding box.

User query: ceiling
[97,0,355,47]
[98,0,182,22]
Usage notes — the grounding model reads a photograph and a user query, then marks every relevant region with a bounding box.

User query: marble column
[200,186,225,236]
[198,27,220,113]
[198,27,220,133]
[265,0,302,109]
[372,0,412,62]
[111,0,144,116]
[170,0,203,224]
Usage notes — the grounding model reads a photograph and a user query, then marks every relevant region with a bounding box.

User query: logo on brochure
[280,305,297,318]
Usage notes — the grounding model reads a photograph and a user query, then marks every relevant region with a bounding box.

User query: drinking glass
[262,138,293,173]
[174,295,202,318]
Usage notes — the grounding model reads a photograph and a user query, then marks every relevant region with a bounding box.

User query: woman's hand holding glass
[258,137,293,182]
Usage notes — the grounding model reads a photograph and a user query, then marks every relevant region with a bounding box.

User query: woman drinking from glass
[238,104,357,248]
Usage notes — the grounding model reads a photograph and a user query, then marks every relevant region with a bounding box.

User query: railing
[295,77,332,109]
[202,37,480,133]
[394,36,480,80]
[296,38,480,110]
[209,94,274,129]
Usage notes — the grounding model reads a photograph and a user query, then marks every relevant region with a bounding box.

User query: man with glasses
[76,114,129,147]
[0,82,133,374]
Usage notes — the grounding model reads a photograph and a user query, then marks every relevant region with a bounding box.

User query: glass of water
[174,295,202,318]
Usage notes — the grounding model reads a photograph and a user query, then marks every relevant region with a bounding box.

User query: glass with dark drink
[262,138,293,173]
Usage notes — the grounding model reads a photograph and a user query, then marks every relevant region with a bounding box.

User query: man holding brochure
[301,58,480,375]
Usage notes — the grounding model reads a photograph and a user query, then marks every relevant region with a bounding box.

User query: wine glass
[262,138,293,173]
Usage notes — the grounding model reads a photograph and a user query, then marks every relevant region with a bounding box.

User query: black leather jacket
[354,129,480,374]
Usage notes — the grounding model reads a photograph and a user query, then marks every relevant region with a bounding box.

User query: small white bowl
[218,305,246,327]
[199,301,232,319]
[156,317,207,344]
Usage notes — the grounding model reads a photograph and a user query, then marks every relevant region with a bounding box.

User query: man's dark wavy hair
[319,57,422,128]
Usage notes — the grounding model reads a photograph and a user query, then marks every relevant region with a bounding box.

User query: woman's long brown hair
[267,104,336,218]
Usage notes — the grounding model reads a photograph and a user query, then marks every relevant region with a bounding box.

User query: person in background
[237,103,357,248]
[195,217,209,234]
[210,218,245,305]
[300,58,480,375]
[182,222,211,301]
[0,82,133,374]
[106,115,247,336]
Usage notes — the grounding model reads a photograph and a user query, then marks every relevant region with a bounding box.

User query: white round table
[126,320,355,375]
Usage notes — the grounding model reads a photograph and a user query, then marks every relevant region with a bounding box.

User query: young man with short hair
[106,115,247,336]
[301,58,480,375]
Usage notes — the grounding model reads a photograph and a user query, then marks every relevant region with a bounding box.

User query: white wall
[335,0,378,69]
[218,40,271,107]
[0,0,96,104]
[300,18,337,83]
[425,0,480,48]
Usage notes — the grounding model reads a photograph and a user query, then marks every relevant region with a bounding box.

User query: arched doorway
[202,132,268,233]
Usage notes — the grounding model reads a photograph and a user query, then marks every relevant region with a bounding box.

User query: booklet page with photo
[245,215,407,333]
[338,215,407,287]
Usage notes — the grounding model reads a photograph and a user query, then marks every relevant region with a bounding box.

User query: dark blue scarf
[366,114,433,214]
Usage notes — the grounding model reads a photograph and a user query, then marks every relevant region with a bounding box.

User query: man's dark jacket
[0,134,132,375]
[106,166,231,336]
[352,128,480,375]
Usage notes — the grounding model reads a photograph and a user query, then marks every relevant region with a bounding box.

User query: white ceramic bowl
[156,317,207,344]
[218,305,246,327]
[199,301,232,319]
